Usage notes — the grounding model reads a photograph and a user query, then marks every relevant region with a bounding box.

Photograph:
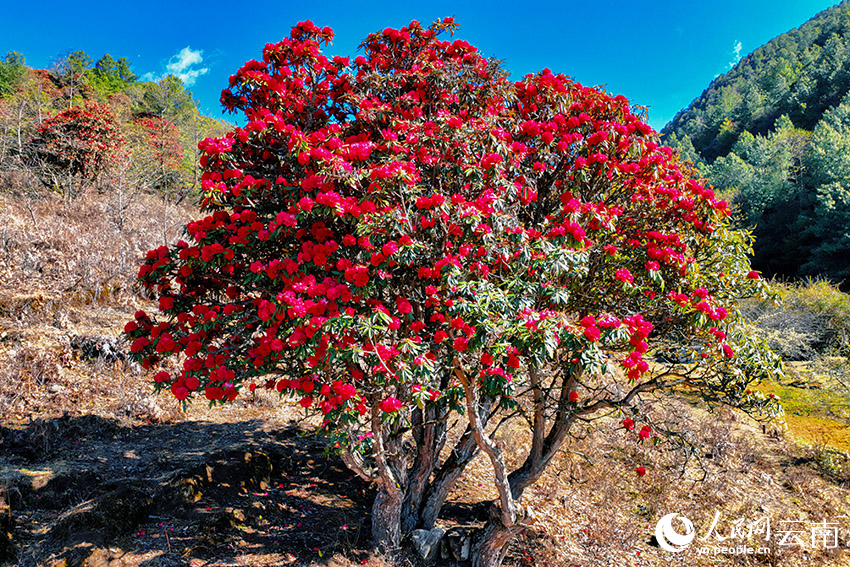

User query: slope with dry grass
[0,187,191,423]
[1,188,850,567]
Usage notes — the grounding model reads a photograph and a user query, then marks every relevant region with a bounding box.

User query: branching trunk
[420,427,478,529]
[472,521,518,567]
[401,404,447,532]
[420,394,495,529]
[472,413,576,565]
[470,367,582,566]
[456,363,520,566]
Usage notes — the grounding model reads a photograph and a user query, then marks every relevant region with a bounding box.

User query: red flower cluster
[380,397,403,413]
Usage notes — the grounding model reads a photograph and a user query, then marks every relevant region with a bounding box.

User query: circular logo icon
[655,513,696,553]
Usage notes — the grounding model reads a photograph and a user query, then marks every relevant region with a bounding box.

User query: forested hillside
[663,2,850,284]
[663,1,850,161]
[0,50,229,202]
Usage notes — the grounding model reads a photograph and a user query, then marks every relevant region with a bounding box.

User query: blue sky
[1,0,841,130]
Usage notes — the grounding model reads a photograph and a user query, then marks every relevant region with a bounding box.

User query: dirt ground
[0,410,383,567]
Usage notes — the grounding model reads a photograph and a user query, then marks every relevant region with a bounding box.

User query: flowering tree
[26,101,122,200]
[125,20,782,566]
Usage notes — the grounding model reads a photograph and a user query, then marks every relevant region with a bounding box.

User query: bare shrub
[744,279,850,361]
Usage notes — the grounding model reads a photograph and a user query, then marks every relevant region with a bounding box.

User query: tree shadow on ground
[0,414,375,567]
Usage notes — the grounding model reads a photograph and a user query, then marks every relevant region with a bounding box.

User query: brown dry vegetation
[2,188,850,567]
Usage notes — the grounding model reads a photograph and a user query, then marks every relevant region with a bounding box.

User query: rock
[442,525,476,561]
[410,527,445,561]
[70,335,125,364]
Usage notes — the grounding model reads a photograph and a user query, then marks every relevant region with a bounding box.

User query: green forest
[664,1,850,284]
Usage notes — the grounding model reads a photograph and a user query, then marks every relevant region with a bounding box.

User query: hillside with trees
[0,49,229,203]
[663,1,850,161]
[663,1,850,284]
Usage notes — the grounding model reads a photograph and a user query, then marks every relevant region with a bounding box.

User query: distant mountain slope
[663,1,850,162]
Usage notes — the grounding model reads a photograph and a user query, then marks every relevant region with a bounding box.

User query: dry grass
[441,397,850,566]
[0,186,192,423]
[2,187,850,567]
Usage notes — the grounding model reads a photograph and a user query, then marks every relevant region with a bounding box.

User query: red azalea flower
[396,297,413,314]
[583,326,601,342]
[615,269,633,284]
[380,396,403,413]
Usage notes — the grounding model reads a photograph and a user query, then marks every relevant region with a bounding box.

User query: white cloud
[168,47,203,73]
[727,40,742,70]
[166,47,209,86]
[143,47,209,86]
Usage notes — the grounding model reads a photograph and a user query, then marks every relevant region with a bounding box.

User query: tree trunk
[420,429,479,528]
[420,395,496,529]
[371,484,403,556]
[469,383,579,567]
[471,521,517,567]
[402,405,447,533]
[401,461,430,533]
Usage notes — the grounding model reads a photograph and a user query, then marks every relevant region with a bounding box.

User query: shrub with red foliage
[130,115,183,189]
[133,116,183,170]
[27,101,122,197]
